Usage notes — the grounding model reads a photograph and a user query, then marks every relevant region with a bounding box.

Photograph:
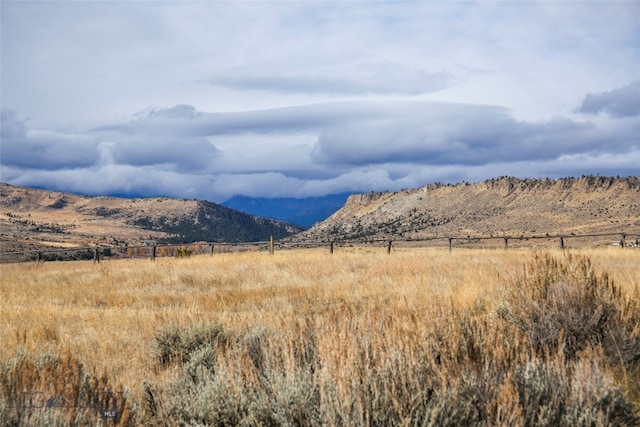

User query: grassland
[1,247,639,426]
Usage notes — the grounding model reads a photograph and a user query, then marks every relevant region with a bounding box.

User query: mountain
[222,193,352,228]
[0,183,304,253]
[291,176,640,243]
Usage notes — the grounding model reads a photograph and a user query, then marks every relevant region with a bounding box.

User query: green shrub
[174,248,192,259]
[151,323,229,367]
[498,252,640,364]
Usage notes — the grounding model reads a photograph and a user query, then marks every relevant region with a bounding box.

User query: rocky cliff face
[291,176,640,242]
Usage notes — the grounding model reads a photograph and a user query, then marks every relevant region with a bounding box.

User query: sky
[1,1,639,202]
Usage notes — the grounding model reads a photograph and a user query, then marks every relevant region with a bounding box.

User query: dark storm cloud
[578,80,640,117]
[311,115,598,167]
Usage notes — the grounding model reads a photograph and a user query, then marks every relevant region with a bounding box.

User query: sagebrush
[1,248,638,425]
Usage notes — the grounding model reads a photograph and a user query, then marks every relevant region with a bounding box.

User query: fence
[1,231,638,264]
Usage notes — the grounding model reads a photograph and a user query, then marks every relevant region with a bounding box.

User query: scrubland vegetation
[1,247,639,426]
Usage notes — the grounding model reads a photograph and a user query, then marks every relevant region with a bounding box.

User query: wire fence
[1,231,638,264]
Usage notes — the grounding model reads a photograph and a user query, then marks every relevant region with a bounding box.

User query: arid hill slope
[0,183,302,253]
[293,176,640,243]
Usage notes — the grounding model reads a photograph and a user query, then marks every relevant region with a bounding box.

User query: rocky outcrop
[292,176,640,242]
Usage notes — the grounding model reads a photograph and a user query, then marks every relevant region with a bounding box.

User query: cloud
[85,100,640,198]
[305,103,617,167]
[578,80,640,117]
[107,135,220,172]
[1,109,26,140]
[140,104,202,120]
[98,101,610,173]
[1,109,100,170]
[2,163,207,200]
[1,108,220,174]
[7,146,638,204]
[95,102,384,136]
[209,62,451,96]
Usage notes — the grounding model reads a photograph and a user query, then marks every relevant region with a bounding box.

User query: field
[1,247,639,426]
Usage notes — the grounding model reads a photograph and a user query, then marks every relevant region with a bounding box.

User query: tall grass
[1,248,639,425]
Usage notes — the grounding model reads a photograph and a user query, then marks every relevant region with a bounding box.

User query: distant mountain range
[222,193,352,228]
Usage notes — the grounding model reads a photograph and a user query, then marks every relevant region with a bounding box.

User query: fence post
[560,236,565,250]
[210,243,215,256]
[620,234,626,249]
[93,248,100,263]
[151,245,156,261]
[387,240,392,254]
[329,241,334,254]
[270,236,275,255]
[448,238,453,253]
[503,237,508,250]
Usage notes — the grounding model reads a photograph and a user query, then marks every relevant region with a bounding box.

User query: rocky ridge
[292,176,640,243]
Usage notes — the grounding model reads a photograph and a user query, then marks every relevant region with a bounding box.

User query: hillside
[292,176,640,243]
[0,183,303,253]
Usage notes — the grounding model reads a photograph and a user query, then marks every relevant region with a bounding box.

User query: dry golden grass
[1,247,639,425]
